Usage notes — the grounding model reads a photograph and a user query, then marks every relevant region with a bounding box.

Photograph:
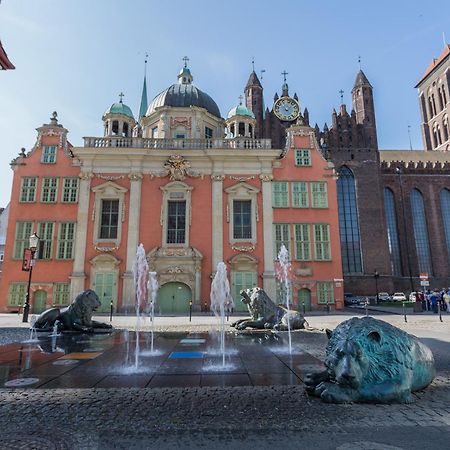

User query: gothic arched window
[384,188,402,276]
[440,189,450,261]
[337,166,362,273]
[410,189,433,275]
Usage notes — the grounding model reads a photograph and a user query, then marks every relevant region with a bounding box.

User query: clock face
[273,96,300,121]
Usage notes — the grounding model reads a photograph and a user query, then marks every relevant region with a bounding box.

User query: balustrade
[83,136,272,150]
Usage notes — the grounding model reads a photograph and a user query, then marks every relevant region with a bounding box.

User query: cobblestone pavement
[0,311,449,449]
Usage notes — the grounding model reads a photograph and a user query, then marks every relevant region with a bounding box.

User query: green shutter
[292,181,308,207]
[273,181,289,207]
[14,221,33,259]
[311,182,328,208]
[294,224,311,260]
[274,224,290,258]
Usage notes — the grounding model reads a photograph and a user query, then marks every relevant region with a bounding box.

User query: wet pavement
[0,329,325,389]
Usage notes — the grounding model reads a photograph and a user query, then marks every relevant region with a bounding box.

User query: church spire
[138,54,149,121]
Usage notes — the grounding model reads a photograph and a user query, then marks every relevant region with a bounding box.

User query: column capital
[211,174,225,181]
[259,174,273,182]
[128,172,143,181]
[79,171,93,180]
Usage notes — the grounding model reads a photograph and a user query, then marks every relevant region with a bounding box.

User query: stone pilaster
[211,174,225,271]
[260,174,276,299]
[70,171,93,299]
[122,173,143,312]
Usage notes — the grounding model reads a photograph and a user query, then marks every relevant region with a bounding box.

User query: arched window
[438,87,444,111]
[442,85,448,105]
[428,96,434,117]
[384,188,402,276]
[410,189,432,275]
[432,94,437,116]
[437,124,443,145]
[440,189,450,261]
[337,166,362,273]
[443,116,449,142]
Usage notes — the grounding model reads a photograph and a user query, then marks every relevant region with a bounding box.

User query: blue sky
[0,0,449,206]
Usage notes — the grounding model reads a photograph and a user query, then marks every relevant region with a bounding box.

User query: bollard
[365,301,368,317]
[189,300,193,322]
[110,299,113,322]
[302,300,306,315]
[438,301,443,323]
[403,302,407,323]
[326,300,330,314]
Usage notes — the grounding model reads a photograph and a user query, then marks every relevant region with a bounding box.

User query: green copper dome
[104,102,134,119]
[227,104,255,119]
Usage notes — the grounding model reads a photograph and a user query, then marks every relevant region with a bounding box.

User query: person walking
[444,289,450,313]
[430,291,438,314]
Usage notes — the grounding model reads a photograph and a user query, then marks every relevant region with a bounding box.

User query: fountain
[146,271,159,354]
[132,243,149,369]
[277,244,293,354]
[210,262,234,367]
[22,315,39,343]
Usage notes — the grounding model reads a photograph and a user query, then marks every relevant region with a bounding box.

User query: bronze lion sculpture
[231,287,307,331]
[304,317,435,403]
[34,289,113,333]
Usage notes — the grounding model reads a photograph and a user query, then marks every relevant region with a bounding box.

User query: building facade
[0,65,344,314]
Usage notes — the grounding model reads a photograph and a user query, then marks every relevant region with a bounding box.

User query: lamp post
[374,270,379,304]
[22,232,39,323]
[395,167,414,294]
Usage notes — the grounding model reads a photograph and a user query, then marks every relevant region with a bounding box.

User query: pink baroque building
[0,63,344,314]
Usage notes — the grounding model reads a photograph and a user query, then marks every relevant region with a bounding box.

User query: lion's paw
[316,382,355,404]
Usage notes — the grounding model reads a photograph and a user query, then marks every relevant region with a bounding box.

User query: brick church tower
[244,70,264,138]
[352,70,378,149]
[317,69,391,295]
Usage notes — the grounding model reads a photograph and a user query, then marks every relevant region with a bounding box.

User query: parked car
[344,293,364,306]
[377,292,391,302]
[392,292,407,302]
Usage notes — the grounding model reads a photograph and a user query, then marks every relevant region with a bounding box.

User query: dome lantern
[226,95,256,139]
[178,56,193,85]
[102,92,136,138]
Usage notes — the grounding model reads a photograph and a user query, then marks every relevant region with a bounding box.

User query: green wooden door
[231,272,256,312]
[298,289,311,312]
[157,282,191,314]
[33,290,47,314]
[93,272,115,313]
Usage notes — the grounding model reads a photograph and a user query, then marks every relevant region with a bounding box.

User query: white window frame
[294,149,312,166]
[92,181,128,246]
[160,181,193,247]
[41,145,57,164]
[225,182,259,245]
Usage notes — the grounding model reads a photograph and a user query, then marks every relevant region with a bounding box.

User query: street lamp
[374,270,379,304]
[395,167,414,294]
[22,232,39,323]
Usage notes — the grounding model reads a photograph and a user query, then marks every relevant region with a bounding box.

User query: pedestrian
[444,289,450,313]
[430,291,438,314]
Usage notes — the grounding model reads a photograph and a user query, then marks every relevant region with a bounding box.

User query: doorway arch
[298,288,311,312]
[157,282,192,314]
[33,290,47,314]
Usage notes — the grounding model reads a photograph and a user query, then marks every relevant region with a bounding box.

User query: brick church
[1,44,450,314]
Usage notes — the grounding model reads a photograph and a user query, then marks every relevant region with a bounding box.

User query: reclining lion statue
[304,317,435,403]
[231,287,307,331]
[34,289,113,333]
